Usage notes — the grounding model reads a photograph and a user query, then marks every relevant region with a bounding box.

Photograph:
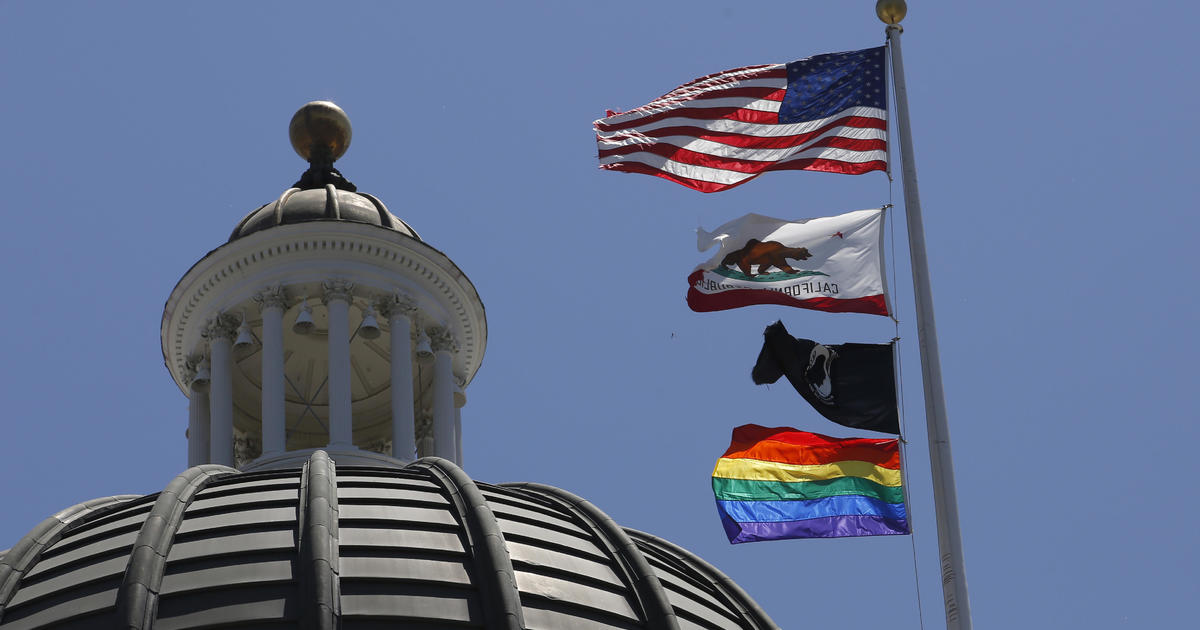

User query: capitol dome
[0,452,774,629]
[0,102,778,629]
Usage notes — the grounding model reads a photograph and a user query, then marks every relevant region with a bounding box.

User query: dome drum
[163,216,486,471]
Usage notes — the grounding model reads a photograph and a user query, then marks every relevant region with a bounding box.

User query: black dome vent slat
[0,495,139,623]
[411,457,526,630]
[114,464,237,629]
[626,529,780,630]
[502,482,681,630]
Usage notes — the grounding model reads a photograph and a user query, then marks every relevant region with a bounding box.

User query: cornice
[161,221,486,397]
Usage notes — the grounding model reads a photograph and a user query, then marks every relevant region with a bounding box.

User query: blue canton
[779,46,886,124]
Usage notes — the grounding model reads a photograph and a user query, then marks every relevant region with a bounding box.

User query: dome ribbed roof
[229,186,420,242]
[0,452,777,630]
[229,102,418,243]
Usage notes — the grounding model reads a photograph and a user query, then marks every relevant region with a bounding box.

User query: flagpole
[876,2,972,629]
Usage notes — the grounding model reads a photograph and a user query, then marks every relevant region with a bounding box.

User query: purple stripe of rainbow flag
[713,424,909,543]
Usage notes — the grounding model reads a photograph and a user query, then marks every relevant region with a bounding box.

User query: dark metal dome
[229,186,421,242]
[228,102,419,243]
[0,451,777,629]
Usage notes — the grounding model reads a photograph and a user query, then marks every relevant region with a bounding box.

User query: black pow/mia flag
[752,320,899,434]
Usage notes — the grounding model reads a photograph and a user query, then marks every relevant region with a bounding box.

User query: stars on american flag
[780,47,886,124]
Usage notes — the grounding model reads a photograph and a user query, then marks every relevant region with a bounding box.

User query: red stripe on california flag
[686,271,890,315]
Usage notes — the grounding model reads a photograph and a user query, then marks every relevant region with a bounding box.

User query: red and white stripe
[595,64,887,193]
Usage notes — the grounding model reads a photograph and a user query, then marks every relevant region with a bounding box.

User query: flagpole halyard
[879,1,973,628]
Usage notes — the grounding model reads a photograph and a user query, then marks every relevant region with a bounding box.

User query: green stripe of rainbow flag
[712,424,909,543]
[713,476,905,504]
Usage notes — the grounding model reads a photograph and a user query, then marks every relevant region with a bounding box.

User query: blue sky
[2,2,1198,628]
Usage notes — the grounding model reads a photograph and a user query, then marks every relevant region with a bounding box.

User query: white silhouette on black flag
[752,320,899,434]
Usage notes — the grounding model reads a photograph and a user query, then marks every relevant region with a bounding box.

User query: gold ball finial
[875,0,907,25]
[289,101,352,163]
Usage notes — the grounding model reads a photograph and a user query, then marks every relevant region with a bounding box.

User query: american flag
[595,46,888,193]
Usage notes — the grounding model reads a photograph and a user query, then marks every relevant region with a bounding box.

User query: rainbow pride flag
[713,424,909,543]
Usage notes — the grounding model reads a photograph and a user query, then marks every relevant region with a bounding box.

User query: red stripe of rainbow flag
[713,424,909,543]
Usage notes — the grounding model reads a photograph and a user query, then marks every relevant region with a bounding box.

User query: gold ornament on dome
[289,101,352,163]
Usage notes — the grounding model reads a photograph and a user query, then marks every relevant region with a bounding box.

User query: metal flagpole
[875,2,972,629]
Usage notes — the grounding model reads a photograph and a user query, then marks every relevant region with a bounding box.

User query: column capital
[322,278,355,305]
[202,313,240,341]
[253,284,289,310]
[182,353,205,386]
[233,427,262,469]
[376,291,418,319]
[415,411,434,441]
[427,326,459,354]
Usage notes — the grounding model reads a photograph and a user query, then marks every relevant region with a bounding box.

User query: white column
[454,379,465,466]
[381,293,418,461]
[187,380,210,467]
[205,315,237,467]
[455,407,463,467]
[255,286,288,454]
[324,279,354,447]
[428,326,458,462]
[417,413,434,459]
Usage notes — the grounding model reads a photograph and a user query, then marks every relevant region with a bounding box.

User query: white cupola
[160,102,486,470]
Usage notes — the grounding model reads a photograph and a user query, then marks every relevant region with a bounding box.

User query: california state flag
[687,208,890,315]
